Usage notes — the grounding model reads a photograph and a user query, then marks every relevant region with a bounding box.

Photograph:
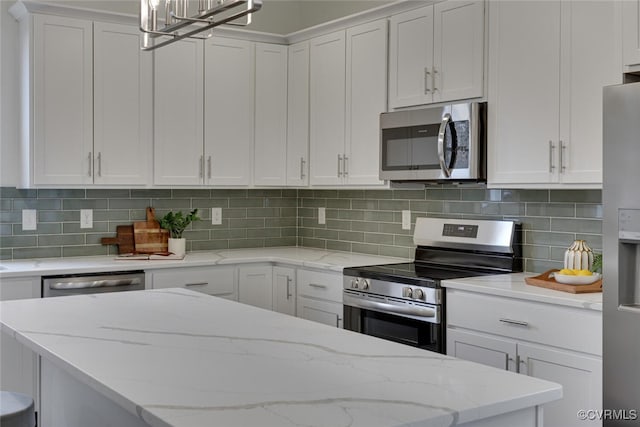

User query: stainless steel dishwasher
[42,271,145,297]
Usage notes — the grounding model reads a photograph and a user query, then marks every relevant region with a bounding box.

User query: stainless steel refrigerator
[603,81,640,425]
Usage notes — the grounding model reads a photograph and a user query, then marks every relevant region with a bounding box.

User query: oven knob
[351,278,358,289]
[414,288,425,300]
[361,279,370,290]
[402,287,413,298]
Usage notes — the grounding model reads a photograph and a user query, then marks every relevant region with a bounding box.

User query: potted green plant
[159,209,200,257]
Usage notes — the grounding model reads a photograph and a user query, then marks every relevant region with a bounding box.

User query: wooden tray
[525,269,602,294]
[133,207,169,254]
[101,225,135,254]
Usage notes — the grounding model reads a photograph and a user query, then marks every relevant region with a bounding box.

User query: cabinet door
[238,265,273,310]
[559,0,620,185]
[204,38,253,186]
[254,43,288,186]
[309,30,346,186]
[518,343,602,427]
[0,277,40,407]
[32,14,93,185]
[487,0,561,185]
[154,39,204,186]
[623,0,640,66]
[447,328,518,372]
[151,266,237,300]
[433,0,484,103]
[297,296,343,328]
[345,19,387,186]
[93,22,152,186]
[286,41,310,187]
[273,266,296,316]
[388,6,434,109]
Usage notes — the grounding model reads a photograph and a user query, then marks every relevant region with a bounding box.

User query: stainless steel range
[343,217,522,354]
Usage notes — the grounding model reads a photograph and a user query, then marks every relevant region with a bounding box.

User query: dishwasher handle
[48,277,143,290]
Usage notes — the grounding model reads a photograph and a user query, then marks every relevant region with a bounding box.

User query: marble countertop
[0,288,561,427]
[442,273,603,312]
[0,247,409,278]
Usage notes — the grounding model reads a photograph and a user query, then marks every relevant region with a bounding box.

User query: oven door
[343,290,444,353]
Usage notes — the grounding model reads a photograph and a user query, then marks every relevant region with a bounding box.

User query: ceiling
[52,0,392,34]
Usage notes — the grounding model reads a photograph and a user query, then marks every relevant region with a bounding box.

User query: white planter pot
[168,238,186,257]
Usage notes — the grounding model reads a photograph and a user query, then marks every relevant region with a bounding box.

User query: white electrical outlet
[318,207,326,225]
[22,209,37,231]
[211,207,222,225]
[402,210,411,230]
[80,209,93,229]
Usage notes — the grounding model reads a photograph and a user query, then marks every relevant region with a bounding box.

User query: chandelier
[140,0,262,51]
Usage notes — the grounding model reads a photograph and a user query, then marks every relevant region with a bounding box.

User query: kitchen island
[0,288,561,427]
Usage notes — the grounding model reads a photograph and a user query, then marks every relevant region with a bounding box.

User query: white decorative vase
[168,238,186,257]
[563,239,593,271]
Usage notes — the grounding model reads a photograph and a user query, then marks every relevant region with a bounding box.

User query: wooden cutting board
[133,207,169,254]
[525,269,602,294]
[101,225,135,255]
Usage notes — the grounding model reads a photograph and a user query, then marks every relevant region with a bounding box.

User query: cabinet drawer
[447,289,601,356]
[151,266,237,300]
[297,269,342,303]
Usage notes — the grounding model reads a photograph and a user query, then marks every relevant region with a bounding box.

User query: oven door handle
[49,278,142,290]
[344,295,436,318]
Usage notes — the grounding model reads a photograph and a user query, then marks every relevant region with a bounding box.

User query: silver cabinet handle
[424,67,431,94]
[308,283,327,289]
[432,67,438,93]
[549,140,555,172]
[97,152,102,177]
[286,276,292,300]
[199,155,204,178]
[88,152,92,177]
[343,155,348,176]
[499,318,529,327]
[185,282,208,287]
[337,154,343,177]
[336,315,342,328]
[437,113,452,177]
[560,140,566,173]
[506,355,515,370]
[207,156,212,179]
[300,157,306,179]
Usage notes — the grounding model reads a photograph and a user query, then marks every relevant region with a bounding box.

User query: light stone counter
[0,288,561,427]
[0,247,409,278]
[442,273,603,311]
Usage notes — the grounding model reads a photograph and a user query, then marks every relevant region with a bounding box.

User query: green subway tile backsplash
[0,186,602,272]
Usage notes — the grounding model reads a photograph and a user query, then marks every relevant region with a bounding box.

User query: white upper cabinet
[12,9,152,187]
[205,38,254,186]
[309,20,388,187]
[286,41,310,187]
[488,0,620,188]
[345,19,387,186]
[623,0,640,67]
[94,22,152,186]
[388,1,484,109]
[254,43,288,186]
[154,39,204,186]
[309,30,347,186]
[31,14,93,186]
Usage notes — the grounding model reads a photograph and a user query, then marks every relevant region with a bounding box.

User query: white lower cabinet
[238,264,273,310]
[0,277,40,409]
[447,289,602,427]
[296,269,343,328]
[150,266,237,300]
[273,266,296,316]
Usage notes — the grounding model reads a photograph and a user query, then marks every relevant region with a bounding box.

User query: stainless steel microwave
[379,102,486,182]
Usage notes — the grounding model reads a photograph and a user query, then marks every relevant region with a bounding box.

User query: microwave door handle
[437,113,452,178]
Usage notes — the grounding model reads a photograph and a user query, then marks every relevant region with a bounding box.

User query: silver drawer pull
[308,283,327,289]
[185,282,208,287]
[499,318,529,327]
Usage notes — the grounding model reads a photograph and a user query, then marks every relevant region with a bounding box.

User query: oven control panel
[343,275,441,305]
